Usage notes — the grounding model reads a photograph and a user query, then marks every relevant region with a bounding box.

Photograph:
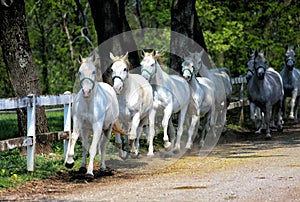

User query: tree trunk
[89,0,140,83]
[170,0,208,72]
[0,0,51,154]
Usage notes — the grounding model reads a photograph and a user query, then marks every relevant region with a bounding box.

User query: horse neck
[189,75,199,90]
[252,74,265,93]
[151,62,167,84]
[198,62,213,79]
[283,64,293,78]
[121,73,131,93]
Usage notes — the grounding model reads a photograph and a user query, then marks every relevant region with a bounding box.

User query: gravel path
[1,125,300,201]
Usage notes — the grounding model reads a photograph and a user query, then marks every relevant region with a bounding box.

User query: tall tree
[88,0,140,83]
[0,0,51,153]
[170,0,207,72]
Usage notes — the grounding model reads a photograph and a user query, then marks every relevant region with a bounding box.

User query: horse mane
[111,54,132,70]
[144,51,168,71]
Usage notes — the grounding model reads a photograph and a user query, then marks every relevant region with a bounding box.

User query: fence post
[27,94,36,172]
[239,76,245,126]
[63,91,72,160]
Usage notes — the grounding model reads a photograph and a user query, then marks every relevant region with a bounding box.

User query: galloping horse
[140,50,191,154]
[65,54,119,179]
[280,46,300,121]
[247,51,284,139]
[188,50,232,133]
[246,49,263,130]
[110,52,153,158]
[181,58,216,149]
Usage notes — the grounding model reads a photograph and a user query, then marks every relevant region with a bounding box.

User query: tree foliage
[0,0,299,98]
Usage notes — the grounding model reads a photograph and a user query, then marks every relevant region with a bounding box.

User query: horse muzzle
[82,88,92,97]
[183,74,191,81]
[286,60,295,70]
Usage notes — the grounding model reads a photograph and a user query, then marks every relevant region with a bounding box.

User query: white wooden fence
[0,92,74,171]
[0,76,248,172]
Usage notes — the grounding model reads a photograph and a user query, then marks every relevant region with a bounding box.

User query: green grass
[0,110,69,190]
[0,113,18,140]
[0,148,66,189]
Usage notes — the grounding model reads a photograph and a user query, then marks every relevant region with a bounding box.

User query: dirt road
[1,124,300,201]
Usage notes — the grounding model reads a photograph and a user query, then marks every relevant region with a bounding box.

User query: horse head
[78,54,96,98]
[182,52,197,81]
[140,50,158,81]
[254,51,267,80]
[285,46,296,70]
[110,52,130,95]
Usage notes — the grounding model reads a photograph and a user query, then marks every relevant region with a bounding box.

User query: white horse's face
[79,59,96,98]
[181,60,194,81]
[141,57,156,81]
[111,61,128,94]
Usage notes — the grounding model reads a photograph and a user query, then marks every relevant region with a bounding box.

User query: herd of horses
[64,46,298,179]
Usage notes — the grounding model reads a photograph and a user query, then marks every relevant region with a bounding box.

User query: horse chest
[118,99,137,121]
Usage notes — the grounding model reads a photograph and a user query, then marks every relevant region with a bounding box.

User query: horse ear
[199,49,205,58]
[151,50,156,56]
[110,52,115,60]
[78,54,83,64]
[123,52,129,60]
[141,50,145,58]
[91,51,96,62]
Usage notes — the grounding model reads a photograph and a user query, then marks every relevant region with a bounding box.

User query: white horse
[65,54,119,179]
[280,46,300,121]
[245,51,263,130]
[110,52,153,158]
[247,51,284,139]
[181,58,216,149]
[140,50,191,154]
[188,50,232,132]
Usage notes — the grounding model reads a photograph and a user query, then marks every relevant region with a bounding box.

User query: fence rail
[0,76,248,171]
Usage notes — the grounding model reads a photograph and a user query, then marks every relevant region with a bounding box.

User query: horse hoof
[265,134,272,140]
[79,167,87,174]
[130,152,139,159]
[65,162,74,169]
[120,151,129,160]
[164,141,171,150]
[147,152,154,157]
[288,115,295,120]
[85,173,94,180]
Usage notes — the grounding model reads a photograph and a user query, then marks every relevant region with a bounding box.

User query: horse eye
[92,71,96,74]
[151,63,154,67]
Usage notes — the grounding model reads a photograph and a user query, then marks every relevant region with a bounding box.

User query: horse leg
[147,108,156,156]
[65,118,83,169]
[115,133,129,160]
[79,129,89,173]
[173,105,188,154]
[282,95,287,120]
[265,105,272,139]
[99,126,112,171]
[294,96,300,121]
[289,91,297,120]
[162,104,173,150]
[86,121,104,178]
[168,118,176,149]
[128,112,141,158]
[186,115,199,150]
[65,130,79,169]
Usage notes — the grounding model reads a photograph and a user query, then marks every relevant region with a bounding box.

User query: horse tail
[112,120,128,136]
